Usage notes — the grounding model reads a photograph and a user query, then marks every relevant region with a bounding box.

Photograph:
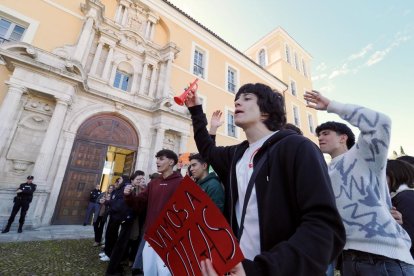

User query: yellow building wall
[244,30,318,143]
[1,0,315,152]
[1,0,83,52]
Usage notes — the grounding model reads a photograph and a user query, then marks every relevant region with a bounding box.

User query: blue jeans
[341,249,414,276]
[326,263,335,276]
[83,202,99,224]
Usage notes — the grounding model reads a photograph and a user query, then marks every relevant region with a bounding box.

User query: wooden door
[53,140,107,225]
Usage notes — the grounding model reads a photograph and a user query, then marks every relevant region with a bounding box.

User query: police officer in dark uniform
[83,183,102,226]
[2,175,37,233]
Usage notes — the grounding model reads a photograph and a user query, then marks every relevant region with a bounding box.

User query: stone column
[74,16,94,62]
[138,62,149,95]
[115,5,123,23]
[121,6,129,26]
[148,65,158,98]
[150,127,165,172]
[0,83,26,155]
[156,62,165,99]
[130,70,140,95]
[89,41,104,75]
[163,56,173,98]
[102,45,114,79]
[41,131,76,225]
[144,21,151,39]
[32,97,70,181]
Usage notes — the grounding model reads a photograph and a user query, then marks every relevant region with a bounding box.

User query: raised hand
[209,110,224,135]
[124,184,133,196]
[184,91,202,108]
[304,90,331,111]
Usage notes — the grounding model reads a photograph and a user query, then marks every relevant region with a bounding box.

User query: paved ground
[0,225,94,243]
[0,225,134,275]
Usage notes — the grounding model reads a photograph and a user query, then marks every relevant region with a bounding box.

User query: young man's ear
[202,163,208,171]
[339,134,348,145]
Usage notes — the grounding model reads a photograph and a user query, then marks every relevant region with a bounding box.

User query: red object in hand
[174,78,199,105]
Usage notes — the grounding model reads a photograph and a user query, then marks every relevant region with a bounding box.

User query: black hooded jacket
[189,105,345,276]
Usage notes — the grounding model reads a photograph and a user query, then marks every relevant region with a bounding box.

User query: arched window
[113,61,133,92]
[258,49,266,67]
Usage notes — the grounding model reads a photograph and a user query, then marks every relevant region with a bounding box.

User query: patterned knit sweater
[327,101,414,265]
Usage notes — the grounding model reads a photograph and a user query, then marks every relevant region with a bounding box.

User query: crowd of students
[85,82,414,276]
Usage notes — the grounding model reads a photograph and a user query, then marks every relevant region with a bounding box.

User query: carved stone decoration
[11,159,33,174]
[162,130,178,151]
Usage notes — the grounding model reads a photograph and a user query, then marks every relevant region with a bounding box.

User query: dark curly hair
[315,121,355,149]
[397,155,414,166]
[386,159,414,192]
[235,83,286,131]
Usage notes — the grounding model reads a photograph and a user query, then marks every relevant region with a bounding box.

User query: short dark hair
[155,149,178,165]
[282,123,303,135]
[149,172,160,180]
[315,121,356,149]
[235,83,286,131]
[27,175,34,180]
[189,153,209,169]
[386,159,414,192]
[397,155,414,166]
[130,170,145,181]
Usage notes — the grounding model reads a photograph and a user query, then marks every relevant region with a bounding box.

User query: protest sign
[145,175,244,276]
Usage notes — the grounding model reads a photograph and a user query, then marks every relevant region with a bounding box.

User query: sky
[167,0,414,157]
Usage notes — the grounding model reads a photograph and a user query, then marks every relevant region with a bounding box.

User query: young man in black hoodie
[185,83,345,276]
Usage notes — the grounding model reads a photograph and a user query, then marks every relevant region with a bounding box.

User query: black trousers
[106,220,133,275]
[94,215,107,243]
[104,218,122,257]
[7,199,30,226]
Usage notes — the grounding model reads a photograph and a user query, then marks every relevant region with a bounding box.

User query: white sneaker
[100,255,110,262]
[99,252,106,257]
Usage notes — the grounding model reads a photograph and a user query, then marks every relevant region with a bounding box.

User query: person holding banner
[185,83,345,275]
[124,149,182,276]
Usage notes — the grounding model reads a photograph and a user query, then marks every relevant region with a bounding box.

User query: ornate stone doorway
[52,113,138,225]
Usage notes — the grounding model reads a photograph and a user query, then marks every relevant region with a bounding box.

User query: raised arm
[185,92,238,182]
[305,90,391,167]
[124,184,149,214]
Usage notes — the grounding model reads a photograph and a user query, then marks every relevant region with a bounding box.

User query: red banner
[145,175,244,276]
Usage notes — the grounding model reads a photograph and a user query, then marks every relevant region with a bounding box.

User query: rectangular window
[227,111,236,137]
[293,106,300,127]
[290,80,297,96]
[227,67,237,93]
[113,70,131,91]
[258,49,266,67]
[294,52,300,71]
[285,44,291,64]
[308,114,314,133]
[302,59,308,77]
[193,49,204,78]
[0,18,26,43]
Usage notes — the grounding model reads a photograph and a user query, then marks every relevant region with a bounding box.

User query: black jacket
[17,182,37,202]
[189,105,345,276]
[108,183,134,222]
[89,188,101,203]
[392,190,414,258]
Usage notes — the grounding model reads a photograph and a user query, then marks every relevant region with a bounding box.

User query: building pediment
[0,42,85,82]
